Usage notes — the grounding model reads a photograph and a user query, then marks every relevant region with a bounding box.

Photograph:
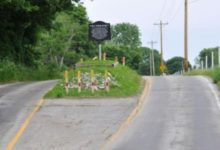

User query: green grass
[187,67,220,89]
[45,60,142,98]
[0,60,61,83]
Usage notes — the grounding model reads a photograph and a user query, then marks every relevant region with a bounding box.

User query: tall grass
[0,60,61,83]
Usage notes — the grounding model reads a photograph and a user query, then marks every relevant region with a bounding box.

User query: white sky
[81,0,220,65]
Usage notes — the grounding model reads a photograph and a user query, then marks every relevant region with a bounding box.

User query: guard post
[64,70,69,94]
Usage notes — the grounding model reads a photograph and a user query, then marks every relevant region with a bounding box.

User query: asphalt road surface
[0,81,57,149]
[107,76,220,150]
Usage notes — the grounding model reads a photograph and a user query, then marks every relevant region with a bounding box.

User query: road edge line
[99,77,151,150]
[6,98,45,150]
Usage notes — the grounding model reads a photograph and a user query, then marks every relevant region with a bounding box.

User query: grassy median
[45,60,142,98]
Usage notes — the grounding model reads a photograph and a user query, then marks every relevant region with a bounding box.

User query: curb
[99,77,151,150]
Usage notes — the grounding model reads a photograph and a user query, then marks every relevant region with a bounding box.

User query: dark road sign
[89,21,111,42]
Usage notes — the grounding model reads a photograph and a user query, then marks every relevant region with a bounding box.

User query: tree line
[0,1,165,76]
[2,0,198,78]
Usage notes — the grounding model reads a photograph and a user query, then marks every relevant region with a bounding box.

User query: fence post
[103,52,106,61]
[104,70,109,92]
[122,56,126,66]
[64,70,69,94]
[77,71,81,93]
[91,70,95,93]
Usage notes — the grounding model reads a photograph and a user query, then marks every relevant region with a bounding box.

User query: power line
[159,0,168,20]
[163,0,178,22]
[168,0,184,23]
[189,0,201,4]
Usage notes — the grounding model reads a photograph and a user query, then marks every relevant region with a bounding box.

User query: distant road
[107,76,220,150]
[0,81,57,149]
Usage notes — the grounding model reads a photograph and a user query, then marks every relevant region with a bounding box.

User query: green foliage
[0,60,61,82]
[45,60,142,98]
[166,56,192,74]
[166,57,184,74]
[111,23,141,48]
[36,5,97,68]
[198,47,219,68]
[137,47,161,75]
[0,0,78,65]
[187,69,213,77]
[212,68,220,83]
[102,44,161,75]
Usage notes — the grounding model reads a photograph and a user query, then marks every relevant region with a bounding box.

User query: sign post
[89,21,111,60]
[218,47,220,66]
[99,44,102,60]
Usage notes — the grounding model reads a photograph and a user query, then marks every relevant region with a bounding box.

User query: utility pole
[218,47,220,66]
[150,53,152,76]
[211,51,214,69]
[148,41,157,76]
[154,21,168,74]
[205,55,208,69]
[184,0,189,72]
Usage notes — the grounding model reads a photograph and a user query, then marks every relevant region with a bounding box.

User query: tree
[198,47,219,68]
[138,47,161,75]
[0,0,79,65]
[166,57,184,74]
[36,4,97,68]
[111,23,141,48]
[102,44,161,75]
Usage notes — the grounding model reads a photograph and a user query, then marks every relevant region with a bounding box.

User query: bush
[212,67,220,83]
[0,60,61,83]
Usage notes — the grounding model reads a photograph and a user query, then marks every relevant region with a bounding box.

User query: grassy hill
[45,60,142,98]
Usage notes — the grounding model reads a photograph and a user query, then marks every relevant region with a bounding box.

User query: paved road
[107,76,220,150]
[0,81,138,150]
[0,81,57,149]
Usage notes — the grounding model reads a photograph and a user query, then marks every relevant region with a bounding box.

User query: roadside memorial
[63,69,118,93]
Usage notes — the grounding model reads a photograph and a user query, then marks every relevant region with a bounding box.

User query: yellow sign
[160,64,166,72]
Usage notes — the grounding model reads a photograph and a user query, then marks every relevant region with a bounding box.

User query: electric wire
[163,0,178,22]
[159,0,168,21]
[168,0,184,23]
[190,0,201,4]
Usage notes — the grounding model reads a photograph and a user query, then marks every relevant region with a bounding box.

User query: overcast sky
[81,0,220,65]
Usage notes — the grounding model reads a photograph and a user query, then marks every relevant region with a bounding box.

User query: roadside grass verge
[187,67,220,89]
[45,60,142,98]
[0,60,61,83]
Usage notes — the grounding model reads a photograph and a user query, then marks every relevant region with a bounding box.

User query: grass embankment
[45,60,142,98]
[187,67,220,88]
[0,60,61,83]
